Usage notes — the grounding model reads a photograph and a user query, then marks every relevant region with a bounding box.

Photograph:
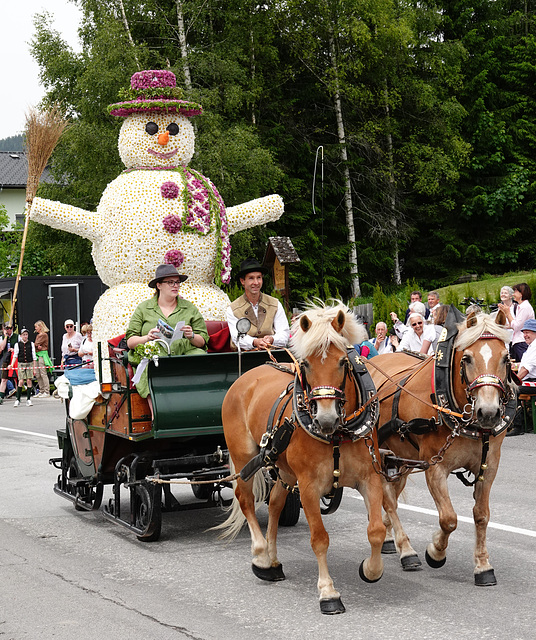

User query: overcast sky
[0,1,82,141]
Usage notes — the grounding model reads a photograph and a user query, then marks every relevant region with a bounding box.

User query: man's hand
[253,336,274,349]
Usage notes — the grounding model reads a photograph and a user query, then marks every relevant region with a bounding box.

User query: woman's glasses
[411,321,423,327]
[65,324,74,328]
[162,280,181,286]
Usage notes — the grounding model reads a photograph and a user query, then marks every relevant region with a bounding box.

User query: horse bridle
[436,332,516,438]
[294,347,378,443]
[460,334,514,404]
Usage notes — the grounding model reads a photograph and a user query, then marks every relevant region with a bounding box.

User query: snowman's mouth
[147,148,178,160]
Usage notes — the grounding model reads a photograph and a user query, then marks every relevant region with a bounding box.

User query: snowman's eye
[145,122,158,135]
[167,123,179,136]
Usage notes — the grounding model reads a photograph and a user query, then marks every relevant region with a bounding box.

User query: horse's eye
[167,123,179,135]
[145,122,158,135]
[302,360,310,369]
[339,357,346,368]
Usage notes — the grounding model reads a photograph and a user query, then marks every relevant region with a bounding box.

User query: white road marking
[0,426,56,440]
[348,493,536,538]
[5,426,535,538]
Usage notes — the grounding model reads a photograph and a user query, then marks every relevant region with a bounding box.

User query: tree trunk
[384,85,401,285]
[328,33,361,298]
[116,0,139,68]
[175,0,192,91]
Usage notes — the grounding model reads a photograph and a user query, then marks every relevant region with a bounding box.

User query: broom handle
[8,198,33,326]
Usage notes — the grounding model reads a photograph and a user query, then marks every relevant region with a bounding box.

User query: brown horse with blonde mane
[217,301,385,614]
[368,308,517,585]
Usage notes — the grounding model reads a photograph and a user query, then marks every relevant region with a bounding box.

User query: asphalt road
[1,398,535,639]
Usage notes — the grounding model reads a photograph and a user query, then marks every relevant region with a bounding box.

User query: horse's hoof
[358,560,383,583]
[425,548,446,569]
[381,540,397,554]
[251,562,285,582]
[401,554,422,571]
[320,597,346,615]
[475,569,497,587]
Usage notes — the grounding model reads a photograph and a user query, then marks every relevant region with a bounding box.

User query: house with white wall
[0,151,51,228]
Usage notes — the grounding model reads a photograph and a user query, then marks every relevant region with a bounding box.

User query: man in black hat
[226,258,290,350]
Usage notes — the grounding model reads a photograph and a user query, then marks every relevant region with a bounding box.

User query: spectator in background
[507,318,536,437]
[404,291,430,323]
[61,319,83,368]
[397,312,435,355]
[0,323,18,405]
[371,321,394,354]
[499,283,534,361]
[391,301,427,339]
[427,291,441,318]
[499,286,515,313]
[12,328,37,407]
[34,320,52,397]
[79,324,94,368]
[355,336,379,359]
[431,304,449,351]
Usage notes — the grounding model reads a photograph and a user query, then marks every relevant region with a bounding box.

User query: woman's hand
[182,325,194,340]
[146,327,160,341]
[182,325,205,349]
[497,303,513,321]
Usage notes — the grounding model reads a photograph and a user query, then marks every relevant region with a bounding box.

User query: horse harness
[239,347,379,491]
[374,318,517,486]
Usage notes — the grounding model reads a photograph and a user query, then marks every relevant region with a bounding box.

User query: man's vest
[230,293,279,349]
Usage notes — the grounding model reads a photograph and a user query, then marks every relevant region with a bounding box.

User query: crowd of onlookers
[0,318,94,407]
[363,289,448,357]
[360,284,536,437]
[364,285,535,364]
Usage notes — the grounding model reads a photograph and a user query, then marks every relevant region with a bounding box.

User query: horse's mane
[290,299,368,361]
[454,313,511,350]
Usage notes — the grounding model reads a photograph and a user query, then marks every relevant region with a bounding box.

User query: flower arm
[226,194,284,235]
[30,197,102,242]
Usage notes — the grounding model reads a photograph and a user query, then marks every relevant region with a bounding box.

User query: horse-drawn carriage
[49,300,519,614]
[49,322,298,542]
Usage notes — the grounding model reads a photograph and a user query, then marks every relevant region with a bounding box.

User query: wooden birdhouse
[263,237,300,308]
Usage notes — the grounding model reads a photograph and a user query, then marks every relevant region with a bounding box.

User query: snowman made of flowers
[30,69,284,344]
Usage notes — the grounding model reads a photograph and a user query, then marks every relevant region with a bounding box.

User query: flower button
[161,181,180,199]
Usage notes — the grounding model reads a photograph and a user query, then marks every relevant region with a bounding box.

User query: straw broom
[9,106,68,326]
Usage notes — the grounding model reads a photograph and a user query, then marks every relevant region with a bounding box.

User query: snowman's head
[119,113,195,169]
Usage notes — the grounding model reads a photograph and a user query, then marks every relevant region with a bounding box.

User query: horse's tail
[211,462,269,541]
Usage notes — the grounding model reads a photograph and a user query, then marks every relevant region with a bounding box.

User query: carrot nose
[158,130,170,146]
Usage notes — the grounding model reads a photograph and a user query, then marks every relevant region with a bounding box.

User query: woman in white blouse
[396,312,436,355]
[498,282,534,361]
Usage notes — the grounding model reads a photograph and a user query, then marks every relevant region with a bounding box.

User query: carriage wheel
[278,491,301,527]
[132,483,162,542]
[191,482,215,501]
[320,487,343,515]
[68,456,103,511]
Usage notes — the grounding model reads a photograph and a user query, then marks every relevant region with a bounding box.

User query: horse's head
[453,310,514,430]
[291,301,368,436]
